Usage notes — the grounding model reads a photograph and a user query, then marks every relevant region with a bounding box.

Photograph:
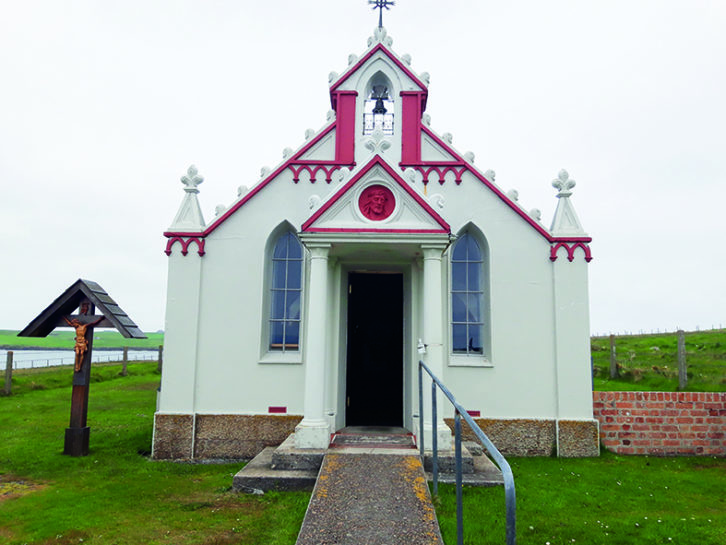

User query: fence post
[121,347,128,376]
[157,345,163,373]
[609,334,618,378]
[677,330,687,390]
[4,351,13,395]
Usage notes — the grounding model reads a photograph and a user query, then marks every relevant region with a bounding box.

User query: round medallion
[358,185,395,221]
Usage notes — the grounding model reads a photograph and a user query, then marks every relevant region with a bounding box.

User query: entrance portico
[294,234,453,450]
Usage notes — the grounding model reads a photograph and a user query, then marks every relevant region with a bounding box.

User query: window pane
[286,321,300,346]
[271,290,285,320]
[467,262,480,291]
[452,262,466,291]
[468,324,483,354]
[466,235,481,261]
[272,260,286,289]
[452,324,468,352]
[287,259,302,290]
[287,236,302,259]
[286,291,301,320]
[270,321,284,347]
[466,294,481,323]
[273,234,289,258]
[452,292,467,323]
[452,235,467,261]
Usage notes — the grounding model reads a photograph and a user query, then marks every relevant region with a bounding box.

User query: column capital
[420,243,448,259]
[305,242,331,259]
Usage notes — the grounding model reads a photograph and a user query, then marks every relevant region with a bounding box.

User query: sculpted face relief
[359,184,395,220]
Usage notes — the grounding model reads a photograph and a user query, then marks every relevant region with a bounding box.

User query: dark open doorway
[346,272,403,427]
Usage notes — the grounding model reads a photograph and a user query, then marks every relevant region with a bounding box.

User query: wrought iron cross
[369,0,395,28]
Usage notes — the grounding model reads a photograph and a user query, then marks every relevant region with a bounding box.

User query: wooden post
[609,334,618,379]
[677,329,687,390]
[3,351,12,396]
[121,347,128,376]
[157,345,163,373]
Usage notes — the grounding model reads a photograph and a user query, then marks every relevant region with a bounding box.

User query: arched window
[269,232,302,351]
[451,233,484,354]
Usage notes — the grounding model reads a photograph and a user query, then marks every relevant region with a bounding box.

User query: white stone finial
[464,151,475,163]
[429,193,445,209]
[169,165,206,231]
[237,185,248,198]
[506,189,519,202]
[214,204,226,217]
[420,72,430,86]
[401,53,412,66]
[442,132,453,144]
[552,169,576,197]
[550,169,586,236]
[304,128,315,140]
[422,113,431,127]
[369,26,393,47]
[529,208,542,222]
[260,166,271,178]
[404,167,417,184]
[181,165,204,193]
[308,195,321,210]
[348,53,358,66]
[328,71,339,84]
[363,129,392,154]
[484,169,496,181]
[282,148,293,159]
[326,110,336,122]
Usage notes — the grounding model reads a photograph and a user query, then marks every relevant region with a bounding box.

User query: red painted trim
[164,236,206,257]
[301,156,451,233]
[329,43,429,95]
[288,164,353,184]
[400,92,423,164]
[268,406,287,414]
[550,241,593,262]
[333,91,356,163]
[305,227,448,234]
[467,410,481,417]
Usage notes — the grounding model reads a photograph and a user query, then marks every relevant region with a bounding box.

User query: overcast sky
[2,0,724,336]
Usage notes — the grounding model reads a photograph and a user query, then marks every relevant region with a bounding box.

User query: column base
[294,420,330,449]
[417,421,453,451]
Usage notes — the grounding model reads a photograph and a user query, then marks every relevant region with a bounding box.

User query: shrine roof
[18,279,146,339]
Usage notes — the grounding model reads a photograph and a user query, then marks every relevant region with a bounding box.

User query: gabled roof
[302,155,450,234]
[18,279,146,339]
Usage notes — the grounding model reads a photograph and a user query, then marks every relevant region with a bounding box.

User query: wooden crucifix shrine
[18,279,146,456]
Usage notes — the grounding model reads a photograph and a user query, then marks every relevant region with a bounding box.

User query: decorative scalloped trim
[549,241,592,263]
[164,236,206,257]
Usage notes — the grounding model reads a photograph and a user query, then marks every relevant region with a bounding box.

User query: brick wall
[593,392,725,456]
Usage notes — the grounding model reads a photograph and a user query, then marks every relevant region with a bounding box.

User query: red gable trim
[301,156,450,233]
[416,126,590,245]
[182,122,353,239]
[329,43,429,105]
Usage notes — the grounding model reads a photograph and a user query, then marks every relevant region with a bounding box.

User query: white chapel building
[152,27,598,460]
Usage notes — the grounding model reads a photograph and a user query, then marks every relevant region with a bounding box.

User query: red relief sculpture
[359,185,395,221]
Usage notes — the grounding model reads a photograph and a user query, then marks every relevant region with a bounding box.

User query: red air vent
[467,410,481,417]
[268,406,287,414]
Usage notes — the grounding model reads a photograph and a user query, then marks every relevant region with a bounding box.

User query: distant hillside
[0,329,164,350]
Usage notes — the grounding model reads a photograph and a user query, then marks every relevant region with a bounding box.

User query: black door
[346,273,403,426]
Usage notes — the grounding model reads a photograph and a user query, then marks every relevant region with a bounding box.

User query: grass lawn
[1,360,724,544]
[0,329,164,350]
[591,329,726,392]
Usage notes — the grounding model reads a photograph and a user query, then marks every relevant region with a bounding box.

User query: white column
[421,244,452,450]
[295,243,331,449]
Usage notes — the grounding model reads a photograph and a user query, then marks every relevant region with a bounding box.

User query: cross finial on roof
[369,0,395,28]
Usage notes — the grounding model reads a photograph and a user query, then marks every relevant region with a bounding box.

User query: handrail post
[418,362,424,458]
[431,379,438,496]
[455,409,463,545]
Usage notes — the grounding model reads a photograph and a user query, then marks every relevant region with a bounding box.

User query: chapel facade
[152,27,598,460]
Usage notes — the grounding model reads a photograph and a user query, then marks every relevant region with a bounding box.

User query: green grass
[0,329,164,350]
[592,329,726,392]
[0,363,309,545]
[435,453,725,545]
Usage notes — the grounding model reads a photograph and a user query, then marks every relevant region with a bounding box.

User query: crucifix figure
[369,0,395,28]
[63,315,104,372]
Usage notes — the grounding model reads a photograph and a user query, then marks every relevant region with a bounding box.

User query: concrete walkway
[295,446,444,545]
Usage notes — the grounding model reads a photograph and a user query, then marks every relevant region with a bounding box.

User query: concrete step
[295,452,444,545]
[232,447,319,493]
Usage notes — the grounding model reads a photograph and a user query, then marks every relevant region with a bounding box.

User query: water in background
[0,349,160,370]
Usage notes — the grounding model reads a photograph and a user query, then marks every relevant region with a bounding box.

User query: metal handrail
[418,360,516,545]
